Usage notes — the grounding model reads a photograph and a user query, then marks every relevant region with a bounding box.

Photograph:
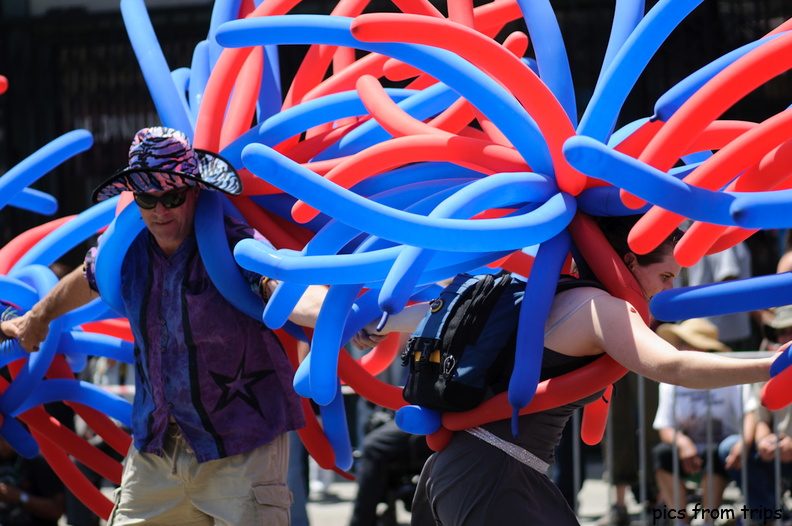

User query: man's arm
[1,265,99,352]
[261,279,329,329]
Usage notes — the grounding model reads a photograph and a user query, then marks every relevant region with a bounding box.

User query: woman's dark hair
[595,215,682,266]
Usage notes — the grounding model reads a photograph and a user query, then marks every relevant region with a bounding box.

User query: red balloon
[80,319,134,342]
[350,12,586,195]
[580,384,612,446]
[761,365,792,411]
[338,350,406,411]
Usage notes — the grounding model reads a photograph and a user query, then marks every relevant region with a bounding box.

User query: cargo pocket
[253,483,293,525]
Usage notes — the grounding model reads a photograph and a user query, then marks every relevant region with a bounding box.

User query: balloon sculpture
[1,0,791,518]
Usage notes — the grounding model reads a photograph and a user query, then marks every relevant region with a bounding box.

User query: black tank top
[481,348,603,465]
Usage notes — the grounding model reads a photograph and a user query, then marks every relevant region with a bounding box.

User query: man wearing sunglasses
[1,127,327,525]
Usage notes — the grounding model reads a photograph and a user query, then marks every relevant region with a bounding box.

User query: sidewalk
[305,473,747,526]
[306,476,643,525]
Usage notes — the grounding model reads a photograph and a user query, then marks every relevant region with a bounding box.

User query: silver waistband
[465,426,549,475]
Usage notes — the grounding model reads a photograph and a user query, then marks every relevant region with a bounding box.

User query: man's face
[135,186,199,256]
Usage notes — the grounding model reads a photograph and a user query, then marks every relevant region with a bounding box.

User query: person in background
[0,435,65,526]
[652,318,746,525]
[683,243,758,351]
[720,305,792,525]
[595,370,661,526]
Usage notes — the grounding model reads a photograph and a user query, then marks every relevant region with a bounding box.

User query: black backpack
[401,272,602,412]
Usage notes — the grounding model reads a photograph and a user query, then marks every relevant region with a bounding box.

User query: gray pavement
[305,472,748,526]
[305,473,628,525]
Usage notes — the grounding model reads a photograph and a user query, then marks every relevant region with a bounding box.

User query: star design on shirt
[209,349,274,416]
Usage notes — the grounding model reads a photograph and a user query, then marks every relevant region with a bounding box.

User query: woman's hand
[757,433,778,462]
[351,325,387,351]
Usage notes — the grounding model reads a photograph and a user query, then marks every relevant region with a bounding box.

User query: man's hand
[724,439,744,470]
[0,482,23,504]
[1,313,49,353]
[778,435,792,462]
[678,437,702,475]
[757,433,779,462]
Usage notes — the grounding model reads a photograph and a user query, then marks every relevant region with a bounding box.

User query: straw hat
[656,318,731,353]
[768,305,792,330]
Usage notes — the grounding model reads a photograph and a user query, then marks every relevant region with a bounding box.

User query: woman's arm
[587,294,774,388]
[351,303,430,350]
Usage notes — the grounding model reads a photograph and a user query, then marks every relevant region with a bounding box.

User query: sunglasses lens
[162,191,187,208]
[134,189,189,210]
[134,193,158,209]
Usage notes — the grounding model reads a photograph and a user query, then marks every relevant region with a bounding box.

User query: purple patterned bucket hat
[91,127,243,202]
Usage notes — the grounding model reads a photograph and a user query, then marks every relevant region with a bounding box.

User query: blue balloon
[8,264,58,299]
[241,143,576,252]
[771,345,792,378]
[516,0,577,125]
[731,189,792,229]
[318,382,354,471]
[349,163,482,197]
[0,416,38,459]
[10,198,118,273]
[195,191,264,321]
[509,230,571,433]
[577,186,651,217]
[577,0,705,141]
[65,353,88,374]
[598,0,645,85]
[378,171,558,316]
[236,236,509,292]
[94,202,146,317]
[308,284,361,405]
[215,15,554,175]
[207,0,243,68]
[58,331,134,364]
[563,135,736,225]
[0,130,93,212]
[58,298,116,331]
[0,340,26,368]
[0,265,62,416]
[395,405,442,435]
[651,273,792,322]
[313,83,461,160]
[241,178,509,330]
[120,0,194,137]
[653,34,781,122]
[9,188,58,216]
[12,379,132,428]
[0,276,40,312]
[189,40,211,120]
[171,67,195,130]
[575,160,698,217]
[220,88,418,169]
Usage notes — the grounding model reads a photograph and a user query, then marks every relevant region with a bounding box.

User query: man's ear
[623,252,637,269]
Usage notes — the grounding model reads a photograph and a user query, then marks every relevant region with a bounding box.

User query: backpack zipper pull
[442,355,456,378]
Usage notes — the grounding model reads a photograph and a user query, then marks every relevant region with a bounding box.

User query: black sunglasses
[133,188,191,210]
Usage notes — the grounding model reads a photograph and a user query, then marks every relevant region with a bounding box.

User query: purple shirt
[85,216,304,462]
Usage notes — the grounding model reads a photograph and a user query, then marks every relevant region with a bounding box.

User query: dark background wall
[0,0,790,267]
